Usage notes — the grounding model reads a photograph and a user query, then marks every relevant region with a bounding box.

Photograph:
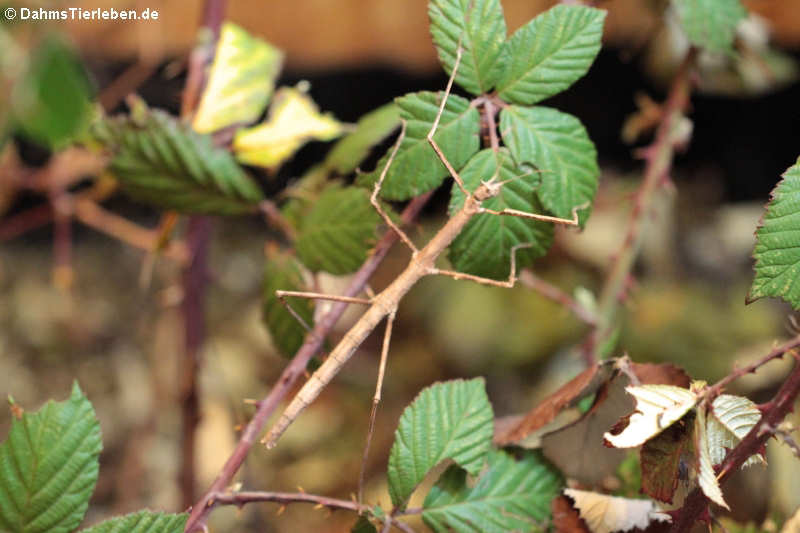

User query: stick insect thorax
[262,183,496,448]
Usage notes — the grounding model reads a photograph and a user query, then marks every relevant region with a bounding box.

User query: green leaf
[428,0,508,95]
[448,148,553,279]
[262,250,314,358]
[350,515,378,533]
[0,383,102,533]
[12,35,93,149]
[192,22,284,134]
[422,450,563,533]
[495,5,605,105]
[233,86,343,169]
[295,185,381,275]
[357,91,480,200]
[324,103,400,175]
[387,378,494,509]
[748,160,800,309]
[80,511,187,533]
[92,105,264,215]
[673,0,747,54]
[500,105,599,226]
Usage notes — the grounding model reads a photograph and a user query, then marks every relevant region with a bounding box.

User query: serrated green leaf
[12,35,93,149]
[448,148,553,279]
[695,404,729,510]
[80,511,188,533]
[192,22,284,134]
[262,250,314,357]
[357,91,480,200]
[387,378,494,509]
[422,450,562,533]
[495,5,605,105]
[707,394,763,468]
[500,105,599,226]
[351,515,378,533]
[295,185,381,275]
[748,160,800,309]
[673,0,747,54]
[324,103,400,175]
[233,86,342,169]
[428,0,508,95]
[0,382,102,533]
[91,106,264,214]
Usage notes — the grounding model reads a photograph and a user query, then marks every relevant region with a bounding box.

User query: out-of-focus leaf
[295,185,381,275]
[707,394,764,468]
[604,384,698,449]
[695,404,729,509]
[673,0,747,54]
[448,148,553,279]
[428,0,508,95]
[357,91,480,200]
[748,159,800,310]
[422,450,562,533]
[80,511,188,533]
[192,22,283,133]
[640,416,693,503]
[233,86,342,168]
[495,360,616,446]
[495,5,605,105]
[563,489,671,533]
[351,515,378,533]
[387,379,494,508]
[92,105,264,214]
[0,383,102,533]
[324,103,400,175]
[262,250,313,357]
[12,35,93,149]
[500,105,599,226]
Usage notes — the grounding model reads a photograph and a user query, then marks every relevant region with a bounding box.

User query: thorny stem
[209,491,418,532]
[178,0,227,509]
[670,347,800,531]
[587,48,697,362]
[184,192,433,532]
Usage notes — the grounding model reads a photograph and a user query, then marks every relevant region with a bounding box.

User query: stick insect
[262,46,581,465]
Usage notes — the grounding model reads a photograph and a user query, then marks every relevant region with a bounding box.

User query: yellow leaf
[193,22,283,134]
[233,86,342,168]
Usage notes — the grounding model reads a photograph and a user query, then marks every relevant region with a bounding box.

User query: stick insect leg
[428,243,534,289]
[371,121,418,254]
[276,289,372,338]
[357,309,397,506]
[427,39,471,199]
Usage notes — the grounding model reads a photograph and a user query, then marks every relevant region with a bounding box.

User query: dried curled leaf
[604,384,699,449]
[563,489,671,533]
[695,404,729,509]
[707,394,764,468]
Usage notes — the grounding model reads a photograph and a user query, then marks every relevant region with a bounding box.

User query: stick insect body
[262,47,580,450]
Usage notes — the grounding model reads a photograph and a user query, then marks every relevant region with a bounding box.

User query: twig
[184,191,433,533]
[210,491,417,532]
[518,270,597,326]
[670,349,800,531]
[178,0,227,509]
[587,48,698,362]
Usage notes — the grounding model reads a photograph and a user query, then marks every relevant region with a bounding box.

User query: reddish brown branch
[670,348,800,531]
[184,192,432,532]
[587,48,697,361]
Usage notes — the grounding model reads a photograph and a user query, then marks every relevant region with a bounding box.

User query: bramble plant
[3,0,800,532]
